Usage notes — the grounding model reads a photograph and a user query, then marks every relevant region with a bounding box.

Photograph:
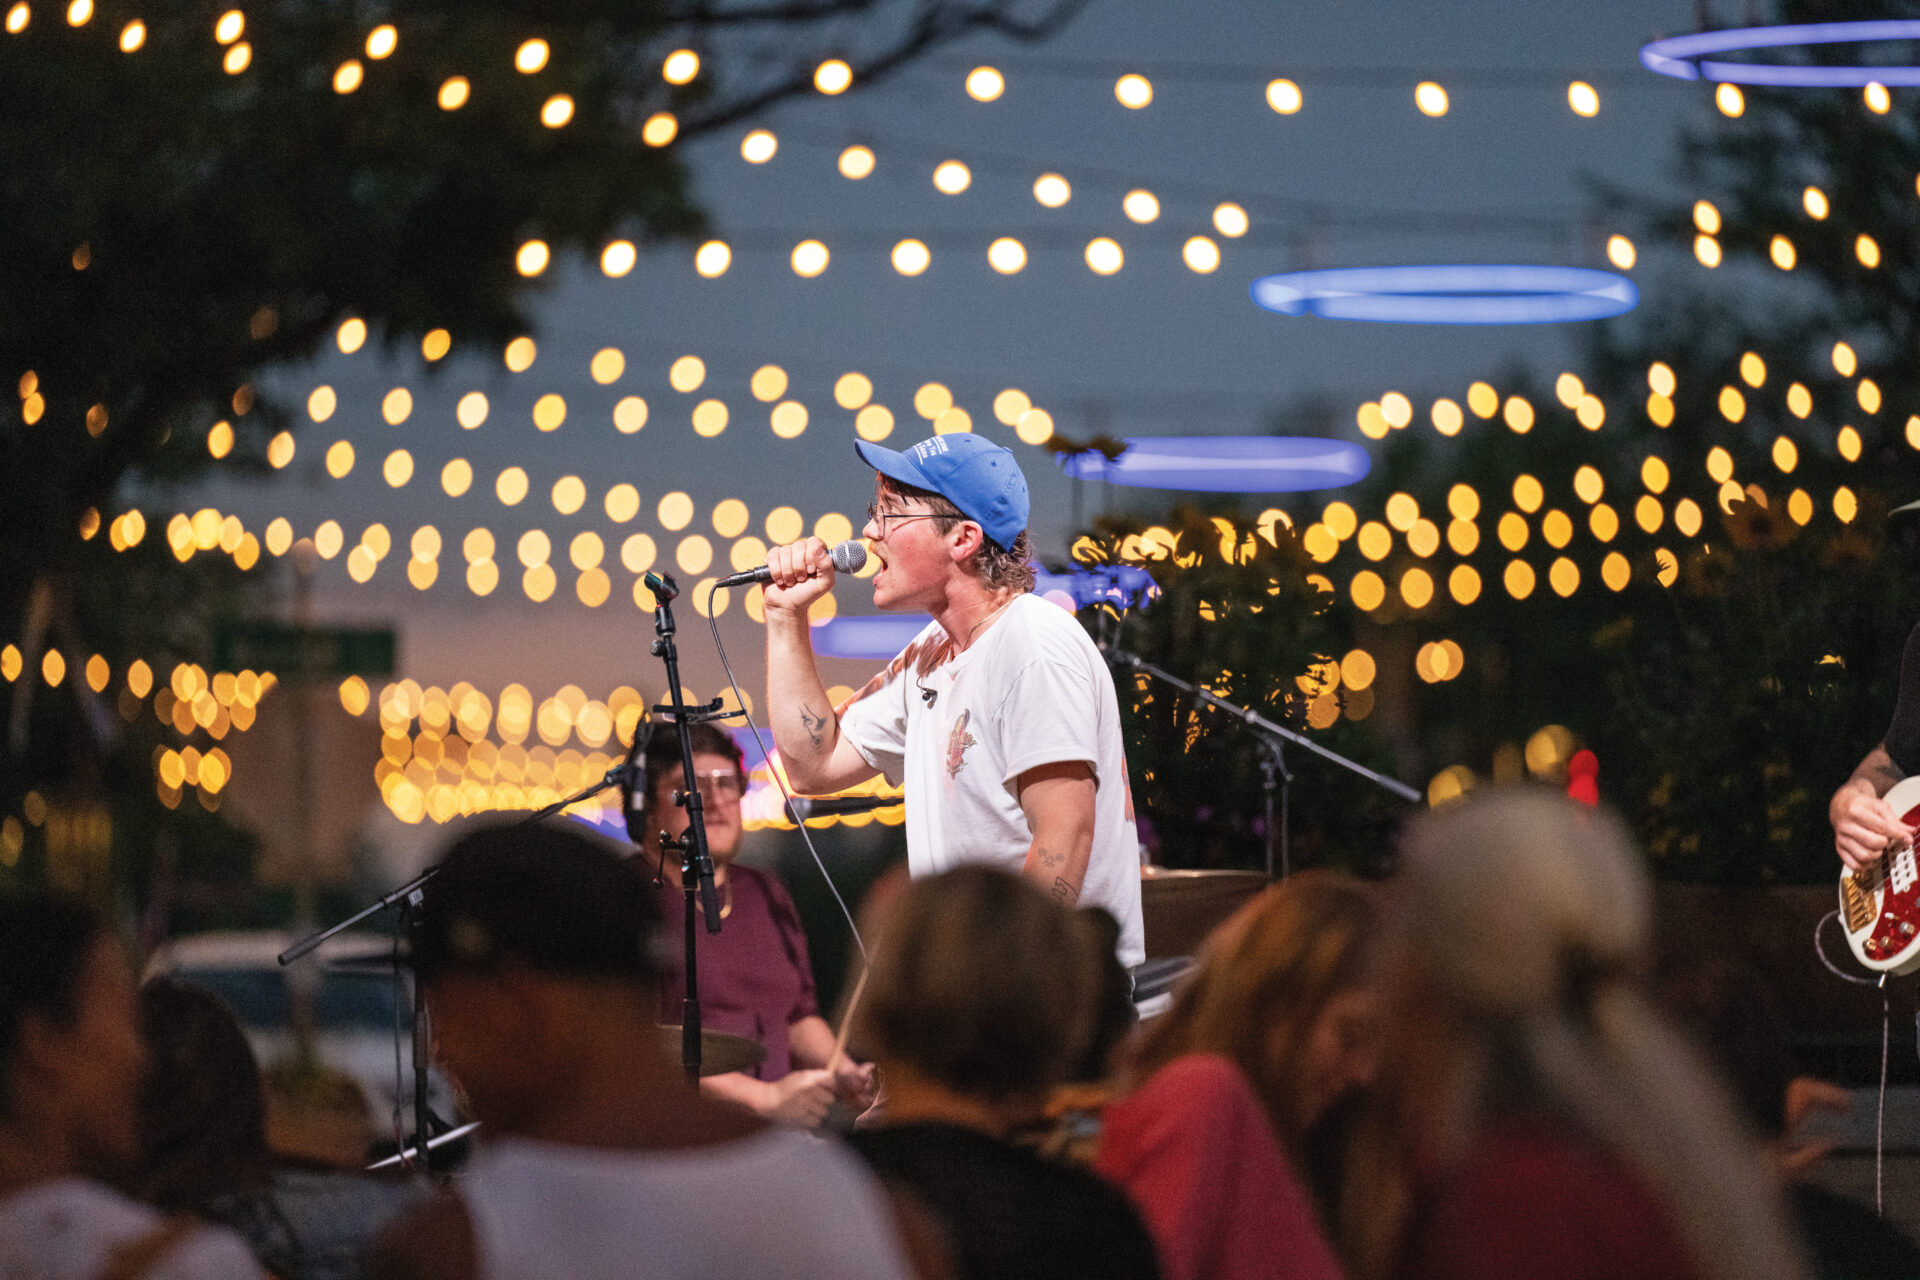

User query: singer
[762,434,1145,967]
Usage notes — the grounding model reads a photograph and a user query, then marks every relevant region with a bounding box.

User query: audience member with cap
[846,865,1161,1280]
[367,823,926,1280]
[760,433,1146,969]
[636,720,872,1127]
[0,892,265,1279]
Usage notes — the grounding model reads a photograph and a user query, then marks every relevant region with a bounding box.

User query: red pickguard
[1840,779,1920,975]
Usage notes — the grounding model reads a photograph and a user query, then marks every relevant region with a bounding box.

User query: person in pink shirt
[1098,871,1381,1280]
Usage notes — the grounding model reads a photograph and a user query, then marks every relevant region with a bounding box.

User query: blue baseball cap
[856,433,1030,550]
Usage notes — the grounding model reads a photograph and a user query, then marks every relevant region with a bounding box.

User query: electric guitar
[1838,775,1920,975]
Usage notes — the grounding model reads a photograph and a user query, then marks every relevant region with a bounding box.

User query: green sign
[212,622,396,680]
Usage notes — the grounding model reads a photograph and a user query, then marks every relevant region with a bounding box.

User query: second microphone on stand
[715,539,867,589]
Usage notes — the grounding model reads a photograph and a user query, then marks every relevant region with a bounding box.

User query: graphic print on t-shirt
[945,709,976,778]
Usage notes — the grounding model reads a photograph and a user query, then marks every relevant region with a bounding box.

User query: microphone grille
[829,540,868,574]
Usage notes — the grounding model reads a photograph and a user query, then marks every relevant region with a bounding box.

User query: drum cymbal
[658,1024,766,1077]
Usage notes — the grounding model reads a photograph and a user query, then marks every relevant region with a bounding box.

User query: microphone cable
[704,581,867,962]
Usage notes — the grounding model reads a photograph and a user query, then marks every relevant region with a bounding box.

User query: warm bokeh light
[892,239,932,276]
[516,240,549,277]
[1837,425,1863,462]
[814,59,852,95]
[1123,190,1160,223]
[1266,79,1302,113]
[1770,235,1797,271]
[334,59,364,94]
[1716,82,1744,116]
[658,491,695,531]
[1503,395,1534,434]
[838,146,875,180]
[515,39,549,74]
[932,161,971,194]
[1858,234,1881,269]
[695,241,731,278]
[224,42,250,74]
[1414,81,1448,116]
[914,383,954,420]
[325,441,355,479]
[641,113,678,147]
[384,450,413,488]
[1833,341,1857,377]
[663,49,699,84]
[551,476,586,515]
[1431,399,1464,436]
[1568,80,1600,116]
[692,399,728,437]
[1866,80,1892,114]
[670,356,706,392]
[967,66,1005,101]
[422,329,451,361]
[601,241,637,277]
[1213,203,1249,238]
[366,23,396,58]
[307,385,337,422]
[1607,235,1635,270]
[1085,237,1124,274]
[457,391,489,429]
[791,240,829,277]
[438,76,470,110]
[1694,234,1721,268]
[1182,236,1220,273]
[741,130,778,164]
[532,393,567,432]
[988,237,1027,274]
[771,401,809,439]
[496,467,529,506]
[614,397,648,433]
[1466,382,1498,418]
[118,18,143,50]
[1804,186,1829,220]
[1033,174,1071,208]
[1115,73,1153,108]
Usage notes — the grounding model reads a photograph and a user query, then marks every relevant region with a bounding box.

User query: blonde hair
[1131,870,1377,1151]
[857,866,1099,1102]
[1397,788,1809,1280]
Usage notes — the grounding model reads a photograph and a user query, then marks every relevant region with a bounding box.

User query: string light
[966,66,1004,101]
[838,145,875,179]
[1115,73,1153,108]
[662,49,698,84]
[814,59,852,95]
[1265,79,1302,113]
[1085,237,1123,275]
[1182,236,1220,273]
[642,113,677,146]
[214,10,241,42]
[117,18,142,50]
[334,60,364,94]
[1567,80,1600,116]
[791,240,829,277]
[932,161,971,194]
[223,42,250,74]
[695,241,731,277]
[515,39,549,74]
[741,130,778,163]
[1123,190,1160,223]
[1607,235,1635,269]
[1033,174,1071,208]
[891,239,931,276]
[1804,186,1829,219]
[540,95,574,128]
[601,241,637,277]
[366,24,397,59]
[5,3,26,33]
[1414,81,1448,116]
[1866,80,1892,113]
[1716,82,1744,116]
[988,238,1027,274]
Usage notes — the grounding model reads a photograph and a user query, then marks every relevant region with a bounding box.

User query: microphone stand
[277,767,629,1175]
[642,570,740,1082]
[1103,646,1421,879]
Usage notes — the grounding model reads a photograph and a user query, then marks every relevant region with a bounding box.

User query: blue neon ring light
[1251,265,1637,325]
[1056,436,1370,492]
[1641,20,1920,86]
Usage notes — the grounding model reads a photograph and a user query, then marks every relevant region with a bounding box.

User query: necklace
[961,595,1017,649]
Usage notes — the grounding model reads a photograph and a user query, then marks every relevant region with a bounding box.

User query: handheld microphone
[786,794,905,821]
[716,539,866,590]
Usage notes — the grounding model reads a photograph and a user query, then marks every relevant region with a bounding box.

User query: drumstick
[826,964,868,1075]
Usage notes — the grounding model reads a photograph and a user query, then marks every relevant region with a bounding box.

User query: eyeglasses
[865,502,946,538]
[688,769,743,801]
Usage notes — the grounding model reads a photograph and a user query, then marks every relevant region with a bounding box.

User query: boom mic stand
[1102,646,1421,879]
[277,569,739,1170]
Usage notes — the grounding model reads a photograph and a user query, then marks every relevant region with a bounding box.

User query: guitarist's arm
[1832,744,1912,872]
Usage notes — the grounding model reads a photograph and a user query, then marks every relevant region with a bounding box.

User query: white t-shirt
[0,1178,265,1280]
[838,593,1146,967]
[460,1129,911,1280]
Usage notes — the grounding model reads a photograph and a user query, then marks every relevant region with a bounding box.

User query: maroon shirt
[651,863,819,1080]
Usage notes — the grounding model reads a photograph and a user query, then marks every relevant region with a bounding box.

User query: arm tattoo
[1051,876,1078,906]
[1036,845,1067,871]
[798,703,826,749]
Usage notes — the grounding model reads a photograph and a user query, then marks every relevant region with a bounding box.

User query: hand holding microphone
[743,538,866,615]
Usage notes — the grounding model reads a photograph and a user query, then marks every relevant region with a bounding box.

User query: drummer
[637,721,874,1125]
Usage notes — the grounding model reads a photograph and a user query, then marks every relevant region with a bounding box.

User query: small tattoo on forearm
[799,703,826,748]
[1051,876,1078,905]
[1037,845,1066,871]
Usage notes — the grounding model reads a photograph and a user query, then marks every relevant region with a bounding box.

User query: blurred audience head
[1135,869,1381,1150]
[857,865,1100,1112]
[414,822,660,1131]
[125,977,271,1211]
[1389,786,1806,1280]
[0,893,145,1179]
